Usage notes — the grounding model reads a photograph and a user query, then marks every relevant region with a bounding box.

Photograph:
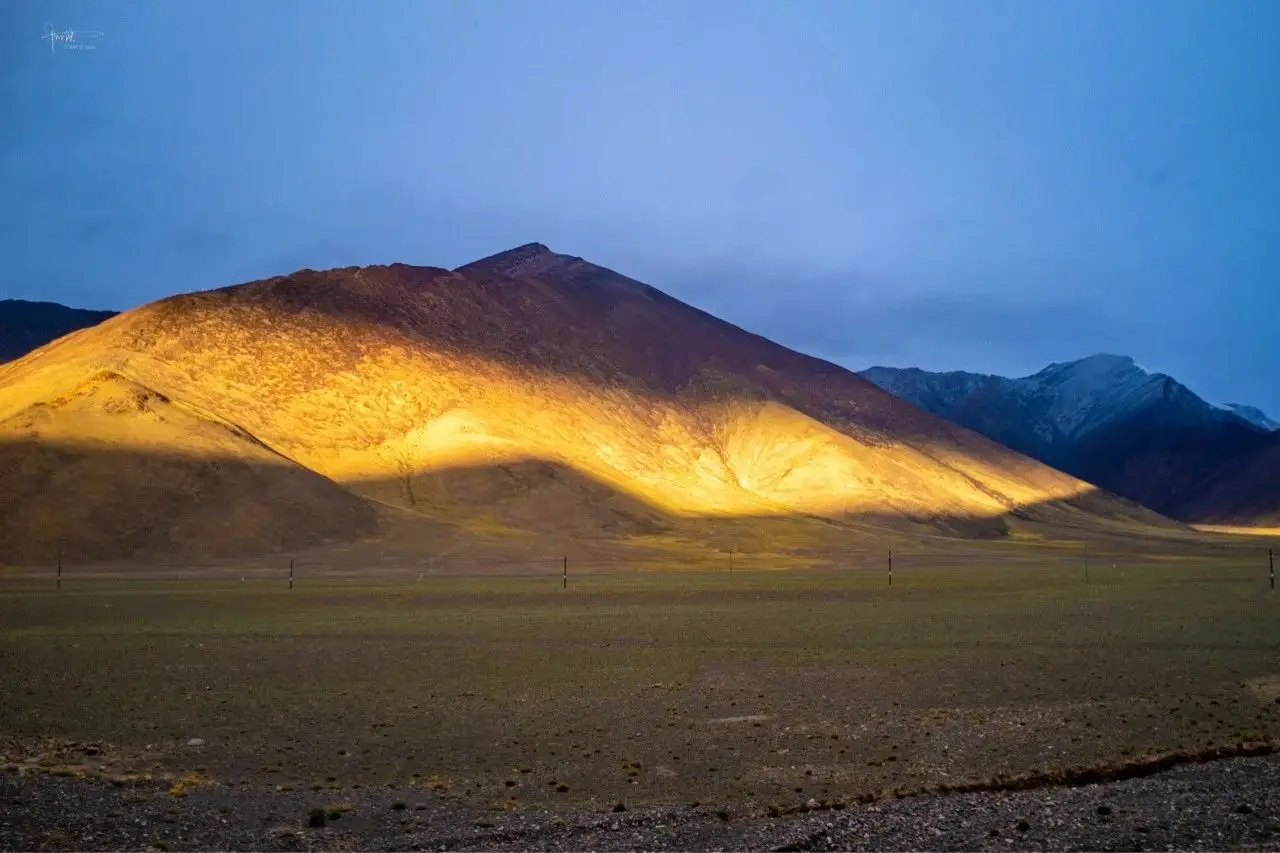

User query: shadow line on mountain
[119,264,1014,454]
[0,435,1234,570]
[346,452,1194,542]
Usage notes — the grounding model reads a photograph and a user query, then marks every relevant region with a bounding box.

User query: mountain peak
[454,242,559,277]
[1039,353,1143,376]
[858,357,1280,524]
[1077,353,1139,368]
[494,241,555,261]
[1025,353,1153,393]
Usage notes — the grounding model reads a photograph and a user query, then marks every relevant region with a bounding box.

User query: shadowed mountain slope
[0,245,1172,564]
[1174,435,1280,527]
[1224,403,1279,432]
[0,299,116,363]
[861,357,1280,526]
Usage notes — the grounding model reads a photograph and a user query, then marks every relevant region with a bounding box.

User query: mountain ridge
[1221,403,1279,432]
[860,356,1279,525]
[0,299,117,364]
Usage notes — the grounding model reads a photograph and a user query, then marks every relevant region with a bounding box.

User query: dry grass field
[4,544,1279,818]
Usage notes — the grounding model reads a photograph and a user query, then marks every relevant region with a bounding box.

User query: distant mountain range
[0,299,117,363]
[861,355,1280,526]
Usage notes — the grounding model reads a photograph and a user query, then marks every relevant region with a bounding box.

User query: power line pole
[1270,548,1274,591]
[888,547,893,587]
[56,544,62,591]
[562,556,567,590]
[289,558,294,591]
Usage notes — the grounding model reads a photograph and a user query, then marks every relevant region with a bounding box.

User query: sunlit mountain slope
[0,244,1170,564]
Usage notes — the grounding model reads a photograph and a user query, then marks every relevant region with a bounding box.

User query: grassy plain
[2,555,1279,814]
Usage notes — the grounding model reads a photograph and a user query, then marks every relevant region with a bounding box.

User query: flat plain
[3,548,1279,822]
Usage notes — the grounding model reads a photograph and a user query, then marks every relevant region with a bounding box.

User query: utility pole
[1270,548,1274,591]
[289,558,294,591]
[56,544,62,591]
[888,547,893,587]
[562,556,567,590]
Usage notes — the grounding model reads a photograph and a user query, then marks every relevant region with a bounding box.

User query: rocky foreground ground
[2,753,1278,851]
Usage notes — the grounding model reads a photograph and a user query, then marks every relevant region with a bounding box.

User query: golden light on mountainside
[1193,525,1280,538]
[0,245,1174,565]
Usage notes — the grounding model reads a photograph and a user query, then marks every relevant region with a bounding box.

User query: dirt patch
[1248,675,1280,703]
[706,714,774,725]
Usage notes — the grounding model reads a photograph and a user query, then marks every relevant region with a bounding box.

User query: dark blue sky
[3,0,1278,413]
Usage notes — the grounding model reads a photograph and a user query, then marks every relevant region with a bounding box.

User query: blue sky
[3,0,1278,413]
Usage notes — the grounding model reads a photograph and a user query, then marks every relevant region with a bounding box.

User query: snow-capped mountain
[863,354,1255,447]
[860,355,1280,525]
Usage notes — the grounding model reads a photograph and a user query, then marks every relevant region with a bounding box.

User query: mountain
[1222,403,1279,432]
[860,355,1280,526]
[0,299,117,363]
[0,245,1171,565]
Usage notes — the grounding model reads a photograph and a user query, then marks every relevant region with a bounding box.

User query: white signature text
[43,25,104,53]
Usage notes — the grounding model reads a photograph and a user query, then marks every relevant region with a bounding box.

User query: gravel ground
[3,753,1279,851]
